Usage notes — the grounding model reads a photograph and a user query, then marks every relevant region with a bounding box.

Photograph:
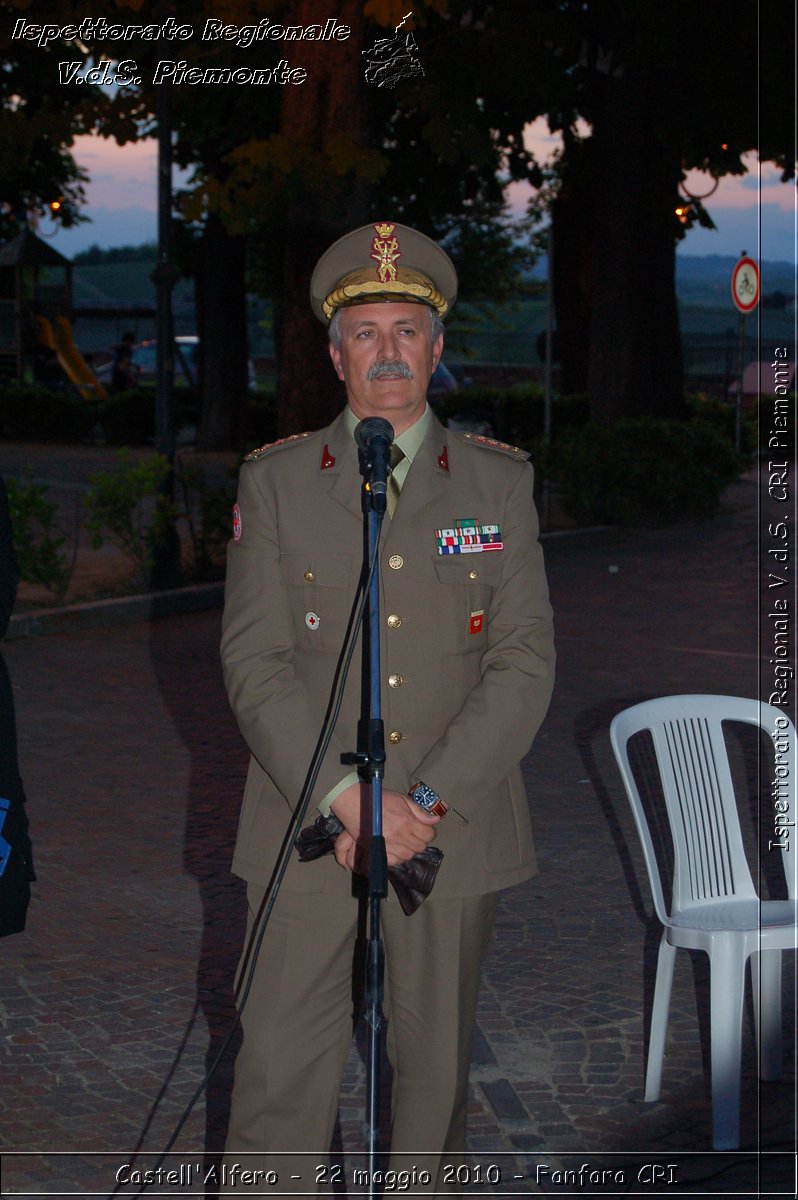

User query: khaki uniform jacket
[221,410,555,898]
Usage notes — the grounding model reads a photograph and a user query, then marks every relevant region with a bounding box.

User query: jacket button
[387,614,402,629]
[388,730,403,744]
[304,570,314,582]
[468,569,478,579]
[388,555,404,570]
[388,673,403,688]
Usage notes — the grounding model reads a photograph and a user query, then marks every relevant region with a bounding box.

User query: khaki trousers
[223,881,498,1196]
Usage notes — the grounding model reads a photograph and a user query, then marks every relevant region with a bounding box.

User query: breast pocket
[280,553,355,653]
[433,554,502,654]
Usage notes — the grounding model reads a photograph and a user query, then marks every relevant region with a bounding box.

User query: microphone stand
[342,425,392,1195]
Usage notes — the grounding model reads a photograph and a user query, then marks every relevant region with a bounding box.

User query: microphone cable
[123,514,383,1197]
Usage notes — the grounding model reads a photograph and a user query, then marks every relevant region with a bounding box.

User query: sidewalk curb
[7,581,225,640]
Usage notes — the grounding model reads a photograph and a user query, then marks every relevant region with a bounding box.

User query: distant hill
[529,253,793,302]
[73,242,157,266]
[676,253,792,282]
[71,260,193,307]
[676,254,794,306]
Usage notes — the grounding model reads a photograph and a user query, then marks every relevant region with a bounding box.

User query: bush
[433,386,589,455]
[84,451,176,585]
[685,393,758,461]
[99,388,155,445]
[0,383,95,442]
[98,387,199,445]
[553,416,743,526]
[175,457,238,581]
[5,478,76,602]
[740,392,795,462]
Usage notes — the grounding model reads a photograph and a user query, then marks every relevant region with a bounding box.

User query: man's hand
[331,783,439,872]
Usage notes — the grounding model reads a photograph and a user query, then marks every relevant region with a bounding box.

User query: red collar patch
[437,445,449,472]
[320,444,336,469]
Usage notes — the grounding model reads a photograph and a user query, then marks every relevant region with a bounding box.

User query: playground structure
[0,227,106,400]
[34,314,107,402]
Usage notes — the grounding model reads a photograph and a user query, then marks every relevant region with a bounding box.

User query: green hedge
[552,416,743,526]
[0,383,96,442]
[685,393,758,461]
[434,386,589,453]
[99,387,202,445]
[99,388,156,445]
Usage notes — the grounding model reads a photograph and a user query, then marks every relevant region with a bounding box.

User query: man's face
[328,302,444,435]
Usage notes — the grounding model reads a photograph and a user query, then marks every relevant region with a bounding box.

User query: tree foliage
[0,0,107,239]
[5,0,792,441]
[411,0,795,419]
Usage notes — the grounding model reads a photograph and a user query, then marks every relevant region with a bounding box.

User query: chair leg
[751,950,783,1081]
[644,933,677,1102]
[709,936,747,1151]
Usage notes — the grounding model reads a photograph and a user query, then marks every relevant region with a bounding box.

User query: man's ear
[432,333,444,371]
[329,342,345,381]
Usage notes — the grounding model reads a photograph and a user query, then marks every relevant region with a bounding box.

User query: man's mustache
[367,359,414,381]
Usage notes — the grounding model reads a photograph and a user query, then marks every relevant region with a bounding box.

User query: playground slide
[34,315,108,402]
[54,316,108,402]
[33,314,57,353]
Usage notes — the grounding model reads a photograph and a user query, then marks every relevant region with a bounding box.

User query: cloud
[738,170,794,192]
[677,201,793,262]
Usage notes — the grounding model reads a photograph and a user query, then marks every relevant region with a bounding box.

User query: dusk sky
[45,117,795,263]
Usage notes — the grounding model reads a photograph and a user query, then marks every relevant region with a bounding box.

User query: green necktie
[387,444,405,518]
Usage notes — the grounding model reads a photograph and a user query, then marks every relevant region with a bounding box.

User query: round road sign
[731,255,760,313]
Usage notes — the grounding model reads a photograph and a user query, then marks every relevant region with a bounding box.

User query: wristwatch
[409,780,448,818]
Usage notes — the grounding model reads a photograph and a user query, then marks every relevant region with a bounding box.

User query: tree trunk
[196,214,249,449]
[275,0,371,436]
[551,137,595,397]
[275,210,350,436]
[586,72,684,422]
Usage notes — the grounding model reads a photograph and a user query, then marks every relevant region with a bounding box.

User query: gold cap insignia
[370,222,401,284]
[310,221,458,323]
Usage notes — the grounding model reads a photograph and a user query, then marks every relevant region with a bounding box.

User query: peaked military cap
[310,221,458,323]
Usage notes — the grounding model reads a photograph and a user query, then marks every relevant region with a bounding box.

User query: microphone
[355,418,395,513]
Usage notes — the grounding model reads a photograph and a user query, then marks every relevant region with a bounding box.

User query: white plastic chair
[610,695,797,1150]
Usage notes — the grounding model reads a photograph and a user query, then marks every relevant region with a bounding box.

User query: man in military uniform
[221,222,555,1194]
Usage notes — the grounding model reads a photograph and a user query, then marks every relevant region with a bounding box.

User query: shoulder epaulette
[458,432,529,462]
[245,432,313,461]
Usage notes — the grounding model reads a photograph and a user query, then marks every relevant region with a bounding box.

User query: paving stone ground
[0,458,795,1198]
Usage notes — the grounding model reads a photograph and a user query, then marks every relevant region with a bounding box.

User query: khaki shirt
[221,410,555,898]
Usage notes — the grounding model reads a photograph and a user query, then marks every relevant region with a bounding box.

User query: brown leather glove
[296,814,443,916]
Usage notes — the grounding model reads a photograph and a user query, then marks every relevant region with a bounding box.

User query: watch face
[411,783,437,811]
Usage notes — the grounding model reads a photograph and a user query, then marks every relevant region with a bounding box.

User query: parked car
[96,336,256,390]
[427,361,458,398]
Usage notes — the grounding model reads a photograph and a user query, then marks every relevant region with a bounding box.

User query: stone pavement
[0,467,795,1198]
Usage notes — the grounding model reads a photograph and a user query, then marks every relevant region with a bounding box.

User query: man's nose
[373,330,401,359]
